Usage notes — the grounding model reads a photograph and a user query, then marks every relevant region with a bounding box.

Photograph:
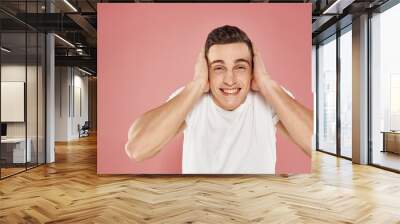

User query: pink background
[98,3,312,174]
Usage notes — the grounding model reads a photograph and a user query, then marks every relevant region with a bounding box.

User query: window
[317,35,337,154]
[339,27,352,158]
[370,2,400,171]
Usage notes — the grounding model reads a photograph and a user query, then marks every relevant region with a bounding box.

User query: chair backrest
[82,121,90,129]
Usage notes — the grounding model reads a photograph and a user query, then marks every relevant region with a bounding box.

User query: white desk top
[1,138,28,143]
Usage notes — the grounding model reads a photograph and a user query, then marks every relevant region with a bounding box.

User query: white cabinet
[1,138,32,163]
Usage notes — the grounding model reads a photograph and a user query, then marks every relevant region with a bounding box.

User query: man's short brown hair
[205,25,254,62]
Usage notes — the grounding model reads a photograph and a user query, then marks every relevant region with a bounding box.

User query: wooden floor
[372,150,400,171]
[1,135,400,223]
[1,163,45,178]
[0,167,26,178]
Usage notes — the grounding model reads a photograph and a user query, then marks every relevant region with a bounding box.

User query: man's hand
[193,48,210,93]
[251,47,271,92]
[250,45,313,156]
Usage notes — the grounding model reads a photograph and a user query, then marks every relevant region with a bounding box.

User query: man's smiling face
[207,42,253,111]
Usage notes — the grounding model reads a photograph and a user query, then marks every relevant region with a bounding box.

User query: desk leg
[382,133,386,153]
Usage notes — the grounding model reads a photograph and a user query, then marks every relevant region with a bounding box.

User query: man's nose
[223,70,237,86]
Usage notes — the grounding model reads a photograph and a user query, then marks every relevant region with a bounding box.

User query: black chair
[79,121,90,138]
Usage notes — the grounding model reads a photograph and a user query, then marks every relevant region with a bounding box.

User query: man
[125,25,313,174]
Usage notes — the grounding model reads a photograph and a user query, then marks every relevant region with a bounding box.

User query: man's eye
[214,67,224,71]
[236,66,246,70]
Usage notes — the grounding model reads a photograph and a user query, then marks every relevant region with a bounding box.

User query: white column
[46,32,55,163]
[45,0,55,163]
[352,14,369,164]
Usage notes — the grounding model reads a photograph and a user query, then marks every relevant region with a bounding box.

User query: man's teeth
[222,88,240,94]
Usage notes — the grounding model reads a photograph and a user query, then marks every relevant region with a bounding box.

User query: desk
[381,131,400,154]
[1,138,31,163]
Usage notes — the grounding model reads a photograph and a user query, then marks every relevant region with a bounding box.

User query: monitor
[1,123,7,137]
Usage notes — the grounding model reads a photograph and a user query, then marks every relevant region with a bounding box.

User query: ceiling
[0,0,392,75]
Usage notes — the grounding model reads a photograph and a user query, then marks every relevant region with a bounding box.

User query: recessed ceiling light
[1,47,11,53]
[54,34,75,48]
[322,0,354,15]
[77,67,93,76]
[63,0,78,12]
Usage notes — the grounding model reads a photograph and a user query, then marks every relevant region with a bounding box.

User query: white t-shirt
[168,87,291,174]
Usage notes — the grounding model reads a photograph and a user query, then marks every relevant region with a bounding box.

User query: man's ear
[205,54,210,65]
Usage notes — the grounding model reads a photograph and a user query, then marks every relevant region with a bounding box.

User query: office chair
[79,121,90,138]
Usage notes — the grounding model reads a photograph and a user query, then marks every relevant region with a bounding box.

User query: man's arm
[252,48,313,156]
[125,49,209,161]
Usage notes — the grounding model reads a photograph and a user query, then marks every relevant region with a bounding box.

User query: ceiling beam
[55,55,96,70]
[67,13,97,45]
[322,0,356,15]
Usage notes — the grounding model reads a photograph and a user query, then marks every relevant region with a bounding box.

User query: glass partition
[317,35,337,154]
[0,1,46,179]
[1,30,28,177]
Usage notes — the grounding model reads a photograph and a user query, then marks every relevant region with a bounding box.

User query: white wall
[55,66,70,141]
[55,67,89,141]
[72,73,89,138]
[1,66,26,131]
